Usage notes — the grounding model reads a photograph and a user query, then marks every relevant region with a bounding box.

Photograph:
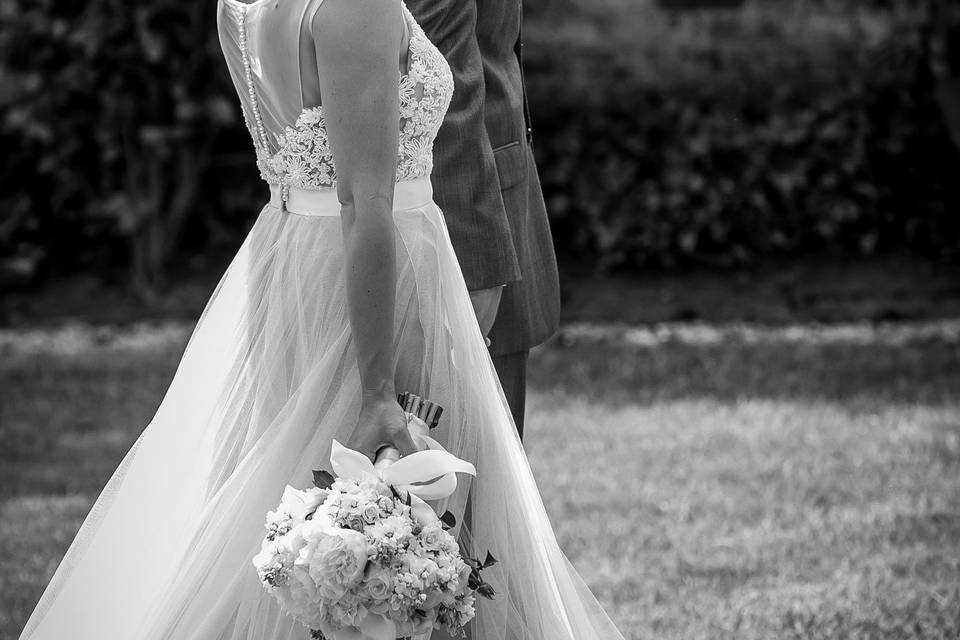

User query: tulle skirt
[19,178,624,640]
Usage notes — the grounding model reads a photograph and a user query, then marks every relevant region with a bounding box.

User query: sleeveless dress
[18,1,626,639]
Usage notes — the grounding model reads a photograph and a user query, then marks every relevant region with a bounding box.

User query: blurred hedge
[1,0,958,290]
[526,0,960,268]
[0,0,262,291]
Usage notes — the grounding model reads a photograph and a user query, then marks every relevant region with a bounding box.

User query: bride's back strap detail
[218,0,453,194]
[218,0,329,185]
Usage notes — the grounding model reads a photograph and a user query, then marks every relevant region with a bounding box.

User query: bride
[19,0,625,638]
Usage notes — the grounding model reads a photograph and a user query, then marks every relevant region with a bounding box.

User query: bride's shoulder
[308,0,403,39]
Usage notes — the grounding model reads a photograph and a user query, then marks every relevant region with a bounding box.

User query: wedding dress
[19,1,625,638]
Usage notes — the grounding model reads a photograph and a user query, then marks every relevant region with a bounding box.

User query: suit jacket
[930,0,960,150]
[405,0,561,356]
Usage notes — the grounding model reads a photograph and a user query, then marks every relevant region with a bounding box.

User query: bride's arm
[312,0,415,457]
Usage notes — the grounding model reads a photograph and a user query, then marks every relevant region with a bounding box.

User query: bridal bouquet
[253,395,497,640]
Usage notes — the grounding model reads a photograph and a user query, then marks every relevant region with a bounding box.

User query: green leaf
[312,469,334,489]
[440,510,457,529]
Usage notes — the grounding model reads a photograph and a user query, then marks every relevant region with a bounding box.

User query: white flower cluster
[253,479,476,638]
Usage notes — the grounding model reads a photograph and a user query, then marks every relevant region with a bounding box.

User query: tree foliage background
[1,0,958,292]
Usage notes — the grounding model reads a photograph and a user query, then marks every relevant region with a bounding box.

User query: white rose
[362,503,381,524]
[418,523,445,552]
[363,567,395,602]
[302,526,369,599]
[346,513,366,532]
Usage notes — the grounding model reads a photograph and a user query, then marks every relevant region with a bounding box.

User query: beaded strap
[236,5,288,206]
[237,7,270,154]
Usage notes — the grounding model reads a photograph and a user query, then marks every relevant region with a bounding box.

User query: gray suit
[406,0,561,435]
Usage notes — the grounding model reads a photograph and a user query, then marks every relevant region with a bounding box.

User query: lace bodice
[218,0,453,192]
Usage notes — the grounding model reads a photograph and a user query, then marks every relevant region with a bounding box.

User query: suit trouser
[491,350,528,439]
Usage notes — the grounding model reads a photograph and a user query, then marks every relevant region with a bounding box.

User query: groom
[406,0,560,438]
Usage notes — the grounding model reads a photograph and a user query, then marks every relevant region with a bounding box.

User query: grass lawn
[2,326,959,639]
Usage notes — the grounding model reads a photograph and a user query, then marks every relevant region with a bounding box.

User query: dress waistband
[269,177,433,217]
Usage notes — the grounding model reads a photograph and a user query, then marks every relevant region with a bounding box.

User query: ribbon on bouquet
[329,435,476,525]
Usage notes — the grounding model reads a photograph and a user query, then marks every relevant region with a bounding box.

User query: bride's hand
[469,285,503,338]
[351,393,417,462]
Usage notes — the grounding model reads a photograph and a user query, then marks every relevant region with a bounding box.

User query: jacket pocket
[492,140,527,191]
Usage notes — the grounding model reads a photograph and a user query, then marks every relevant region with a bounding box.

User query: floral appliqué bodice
[240,5,453,191]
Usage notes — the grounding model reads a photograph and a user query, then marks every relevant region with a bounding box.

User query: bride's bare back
[216,0,452,192]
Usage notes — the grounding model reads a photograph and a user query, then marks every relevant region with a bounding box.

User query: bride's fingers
[391,422,419,458]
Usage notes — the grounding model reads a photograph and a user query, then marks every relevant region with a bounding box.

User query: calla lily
[329,439,475,525]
